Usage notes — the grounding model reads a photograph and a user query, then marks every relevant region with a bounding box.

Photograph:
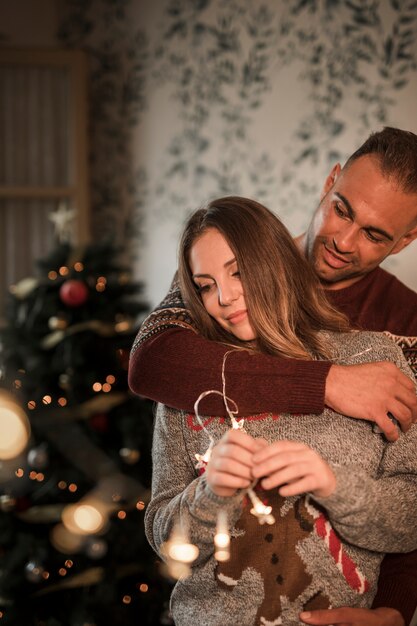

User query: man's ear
[320,163,342,200]
[391,225,417,255]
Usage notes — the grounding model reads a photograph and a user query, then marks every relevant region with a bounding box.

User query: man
[129,127,417,626]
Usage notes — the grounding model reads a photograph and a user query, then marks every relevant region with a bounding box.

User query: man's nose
[333,224,357,254]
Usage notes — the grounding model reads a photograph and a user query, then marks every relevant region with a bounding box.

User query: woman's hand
[205,429,267,497]
[252,440,336,498]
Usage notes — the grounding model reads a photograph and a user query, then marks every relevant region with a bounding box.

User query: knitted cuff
[189,475,244,528]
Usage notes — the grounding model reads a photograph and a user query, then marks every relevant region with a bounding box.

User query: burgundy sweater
[129,266,417,624]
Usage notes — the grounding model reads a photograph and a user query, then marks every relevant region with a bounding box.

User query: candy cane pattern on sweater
[305,498,370,594]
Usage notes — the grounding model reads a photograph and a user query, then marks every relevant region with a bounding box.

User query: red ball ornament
[59,279,89,307]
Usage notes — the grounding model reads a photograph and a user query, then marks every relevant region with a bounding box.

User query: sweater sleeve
[312,421,417,553]
[372,551,417,625]
[129,327,331,416]
[144,404,244,566]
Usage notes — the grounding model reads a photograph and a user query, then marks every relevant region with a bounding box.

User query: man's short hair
[345,127,417,195]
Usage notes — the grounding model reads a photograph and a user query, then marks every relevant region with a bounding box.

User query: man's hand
[299,606,405,626]
[325,362,417,441]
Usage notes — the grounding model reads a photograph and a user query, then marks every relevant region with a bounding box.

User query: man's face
[303,155,417,290]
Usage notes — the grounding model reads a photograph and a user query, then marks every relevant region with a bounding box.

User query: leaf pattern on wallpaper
[273,0,417,223]
[151,0,280,219]
[57,0,417,241]
[58,0,150,257]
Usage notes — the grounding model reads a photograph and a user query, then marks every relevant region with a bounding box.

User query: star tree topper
[49,202,76,243]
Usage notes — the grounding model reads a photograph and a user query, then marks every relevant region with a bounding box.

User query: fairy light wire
[193,350,275,525]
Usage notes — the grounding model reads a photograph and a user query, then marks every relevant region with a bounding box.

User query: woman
[144,196,417,626]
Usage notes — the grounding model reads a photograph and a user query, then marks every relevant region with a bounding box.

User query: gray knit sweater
[145,331,417,626]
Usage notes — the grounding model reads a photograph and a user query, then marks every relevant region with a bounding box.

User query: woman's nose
[218,283,239,306]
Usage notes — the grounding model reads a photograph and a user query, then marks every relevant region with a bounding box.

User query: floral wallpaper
[58,0,417,305]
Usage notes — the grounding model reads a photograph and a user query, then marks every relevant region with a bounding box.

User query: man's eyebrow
[335,192,394,241]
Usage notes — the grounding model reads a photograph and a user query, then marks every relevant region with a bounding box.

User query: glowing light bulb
[164,523,199,564]
[214,510,230,562]
[0,392,30,460]
[73,504,104,533]
[168,541,199,563]
[62,501,106,535]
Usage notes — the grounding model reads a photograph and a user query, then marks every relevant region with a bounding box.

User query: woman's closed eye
[195,282,214,294]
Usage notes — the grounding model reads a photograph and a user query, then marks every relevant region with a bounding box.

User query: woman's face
[189,228,256,341]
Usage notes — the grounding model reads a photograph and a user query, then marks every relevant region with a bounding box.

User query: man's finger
[299,606,404,626]
[300,608,354,624]
[373,413,400,442]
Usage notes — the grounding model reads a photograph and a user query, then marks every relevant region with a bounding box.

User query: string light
[122,595,131,604]
[193,351,276,526]
[74,262,84,272]
[115,318,131,332]
[62,502,106,535]
[214,510,230,562]
[59,266,69,276]
[48,271,58,280]
[42,395,52,405]
[28,400,36,410]
[0,391,31,460]
[167,527,198,563]
[96,276,107,292]
[138,583,148,593]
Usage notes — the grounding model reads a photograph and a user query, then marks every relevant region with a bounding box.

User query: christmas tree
[0,238,173,625]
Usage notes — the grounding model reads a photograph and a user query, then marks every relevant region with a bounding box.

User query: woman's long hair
[178,196,351,360]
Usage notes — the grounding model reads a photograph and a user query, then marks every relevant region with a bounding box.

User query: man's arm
[129,326,417,437]
[373,551,417,625]
[129,277,417,432]
[129,327,330,415]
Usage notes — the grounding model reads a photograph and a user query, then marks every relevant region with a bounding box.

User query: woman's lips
[226,310,248,324]
[322,245,350,269]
